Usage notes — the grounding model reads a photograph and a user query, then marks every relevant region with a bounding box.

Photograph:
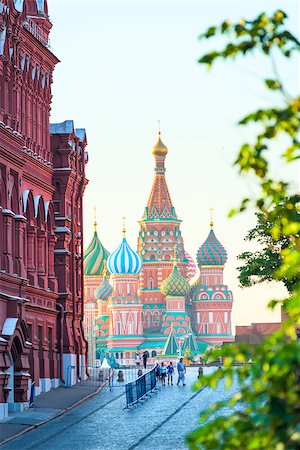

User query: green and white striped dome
[84,223,110,276]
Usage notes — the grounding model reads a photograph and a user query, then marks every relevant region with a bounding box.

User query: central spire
[143,132,177,220]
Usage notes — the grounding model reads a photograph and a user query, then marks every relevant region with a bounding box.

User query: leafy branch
[187,10,300,450]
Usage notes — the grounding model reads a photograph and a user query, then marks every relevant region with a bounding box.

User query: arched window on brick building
[36,197,47,288]
[47,202,57,291]
[0,165,5,270]
[25,191,37,286]
[10,178,19,275]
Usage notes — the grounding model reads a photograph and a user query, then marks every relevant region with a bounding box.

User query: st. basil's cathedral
[84,133,234,364]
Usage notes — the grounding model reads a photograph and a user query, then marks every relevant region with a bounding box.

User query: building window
[197,312,200,323]
[128,323,133,334]
[208,312,213,323]
[127,283,130,295]
[116,323,121,334]
[224,312,228,323]
[48,327,54,379]
[149,279,153,289]
[38,325,44,378]
[204,323,208,334]
[216,322,221,333]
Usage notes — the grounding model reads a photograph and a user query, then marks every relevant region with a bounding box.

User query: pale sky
[48,0,299,329]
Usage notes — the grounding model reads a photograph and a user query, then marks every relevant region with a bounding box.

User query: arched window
[47,202,57,291]
[36,197,46,288]
[149,277,153,289]
[0,169,5,270]
[25,191,37,285]
[151,350,157,357]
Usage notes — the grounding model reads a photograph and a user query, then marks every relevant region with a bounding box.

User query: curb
[0,378,111,448]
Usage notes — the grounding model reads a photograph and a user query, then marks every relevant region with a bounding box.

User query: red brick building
[0,1,88,419]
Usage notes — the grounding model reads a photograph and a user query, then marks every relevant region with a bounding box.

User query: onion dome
[152,132,168,157]
[184,251,197,279]
[107,227,142,275]
[84,219,110,276]
[197,223,227,267]
[161,247,190,297]
[95,261,112,300]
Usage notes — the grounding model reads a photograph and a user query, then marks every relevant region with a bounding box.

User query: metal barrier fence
[66,365,154,389]
[125,366,157,408]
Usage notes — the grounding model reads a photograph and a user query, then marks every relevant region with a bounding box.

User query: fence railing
[125,366,157,408]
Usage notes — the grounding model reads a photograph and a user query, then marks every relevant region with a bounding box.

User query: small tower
[138,132,188,331]
[191,212,234,345]
[94,261,112,347]
[106,223,144,351]
[83,215,110,362]
[83,213,110,310]
[160,246,190,334]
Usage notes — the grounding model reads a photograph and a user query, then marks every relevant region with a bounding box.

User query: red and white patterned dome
[184,251,197,279]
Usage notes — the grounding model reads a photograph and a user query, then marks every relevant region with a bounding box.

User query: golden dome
[152,132,168,157]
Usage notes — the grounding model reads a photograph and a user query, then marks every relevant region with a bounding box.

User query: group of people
[134,352,207,386]
[154,358,187,386]
[135,351,149,369]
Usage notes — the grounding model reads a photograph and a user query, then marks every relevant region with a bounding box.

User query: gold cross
[122,216,126,237]
[93,207,97,231]
[210,207,214,229]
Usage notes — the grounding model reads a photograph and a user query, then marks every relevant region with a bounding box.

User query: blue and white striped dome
[107,236,142,275]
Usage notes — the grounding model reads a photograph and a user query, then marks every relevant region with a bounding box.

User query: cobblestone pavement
[2,368,239,450]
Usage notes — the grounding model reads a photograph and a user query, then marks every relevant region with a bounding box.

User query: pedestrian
[142,351,148,369]
[177,357,186,386]
[160,362,167,386]
[198,365,203,379]
[155,362,161,381]
[135,352,141,367]
[167,361,174,385]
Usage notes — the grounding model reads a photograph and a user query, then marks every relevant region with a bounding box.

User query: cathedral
[84,133,234,365]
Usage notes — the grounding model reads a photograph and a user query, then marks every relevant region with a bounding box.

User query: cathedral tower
[107,227,144,350]
[190,217,234,345]
[138,133,188,331]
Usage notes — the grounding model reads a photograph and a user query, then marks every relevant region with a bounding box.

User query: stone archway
[2,318,31,409]
[11,336,29,403]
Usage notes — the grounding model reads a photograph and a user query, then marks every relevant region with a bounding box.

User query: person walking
[167,361,174,385]
[135,352,141,367]
[142,351,148,369]
[198,365,204,379]
[160,362,167,386]
[177,357,186,386]
[155,362,161,381]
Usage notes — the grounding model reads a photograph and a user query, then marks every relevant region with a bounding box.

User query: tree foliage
[238,206,299,293]
[187,10,300,450]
